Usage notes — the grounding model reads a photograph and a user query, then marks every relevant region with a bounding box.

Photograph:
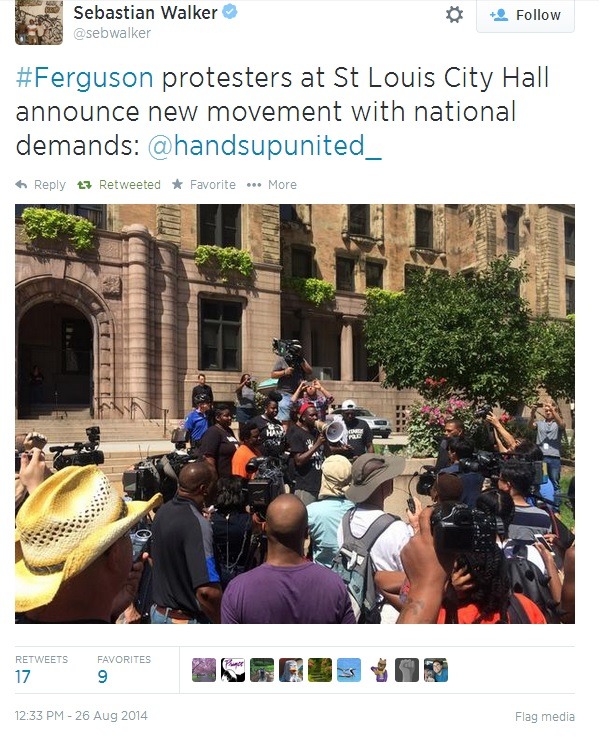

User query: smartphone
[534,534,554,553]
[130,529,152,562]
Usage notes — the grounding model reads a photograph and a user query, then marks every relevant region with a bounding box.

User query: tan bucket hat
[15,465,162,612]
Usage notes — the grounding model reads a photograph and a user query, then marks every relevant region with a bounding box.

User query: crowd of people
[14,344,575,626]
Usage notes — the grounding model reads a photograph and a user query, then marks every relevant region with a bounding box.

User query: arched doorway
[18,302,93,416]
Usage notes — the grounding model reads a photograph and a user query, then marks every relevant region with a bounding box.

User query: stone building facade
[15,204,574,429]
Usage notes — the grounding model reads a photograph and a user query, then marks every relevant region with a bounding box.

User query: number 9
[98,669,108,684]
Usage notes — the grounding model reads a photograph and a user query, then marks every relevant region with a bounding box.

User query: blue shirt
[184,409,208,441]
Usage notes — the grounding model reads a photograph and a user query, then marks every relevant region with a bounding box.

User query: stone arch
[16,277,115,417]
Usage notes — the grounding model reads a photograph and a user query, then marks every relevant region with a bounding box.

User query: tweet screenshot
[7,0,590,730]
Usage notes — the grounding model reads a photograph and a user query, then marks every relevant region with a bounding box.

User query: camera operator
[396,505,546,624]
[440,436,484,508]
[271,339,312,430]
[15,432,50,514]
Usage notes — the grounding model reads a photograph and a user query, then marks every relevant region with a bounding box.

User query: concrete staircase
[15,416,177,445]
[15,415,183,494]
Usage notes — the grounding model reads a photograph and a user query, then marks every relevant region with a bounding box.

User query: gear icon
[446,6,463,23]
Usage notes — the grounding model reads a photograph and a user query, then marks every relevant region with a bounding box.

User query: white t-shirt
[336,505,413,571]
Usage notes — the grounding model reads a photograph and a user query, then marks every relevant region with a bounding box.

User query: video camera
[122,428,195,502]
[431,503,496,554]
[474,403,493,420]
[244,455,286,520]
[272,337,304,368]
[49,426,105,471]
[416,465,437,495]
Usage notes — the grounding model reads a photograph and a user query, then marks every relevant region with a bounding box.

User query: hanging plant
[21,207,96,251]
[282,277,335,306]
[194,245,254,279]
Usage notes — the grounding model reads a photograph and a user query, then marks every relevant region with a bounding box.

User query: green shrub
[194,245,254,278]
[22,208,96,251]
[282,277,335,306]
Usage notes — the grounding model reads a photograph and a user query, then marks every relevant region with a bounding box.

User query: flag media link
[16,67,33,88]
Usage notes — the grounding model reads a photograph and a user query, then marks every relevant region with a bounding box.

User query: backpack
[503,540,561,624]
[331,510,399,624]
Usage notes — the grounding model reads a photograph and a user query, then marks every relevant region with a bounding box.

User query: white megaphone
[316,415,348,444]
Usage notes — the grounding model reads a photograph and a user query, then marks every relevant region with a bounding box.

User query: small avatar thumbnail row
[191,657,449,683]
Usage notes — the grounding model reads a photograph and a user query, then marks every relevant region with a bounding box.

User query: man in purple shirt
[221,494,355,624]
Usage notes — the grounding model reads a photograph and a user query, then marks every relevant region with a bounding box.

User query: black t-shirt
[151,496,220,618]
[211,511,252,585]
[198,425,239,478]
[286,424,324,494]
[341,417,372,459]
[191,383,214,406]
[249,414,285,456]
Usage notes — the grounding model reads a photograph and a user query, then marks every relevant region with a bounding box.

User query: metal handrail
[96,395,169,436]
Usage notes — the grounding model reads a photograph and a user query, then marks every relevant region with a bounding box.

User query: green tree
[364,258,535,407]
[528,314,575,401]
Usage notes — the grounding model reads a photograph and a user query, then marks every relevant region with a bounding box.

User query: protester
[396,506,546,624]
[336,453,413,623]
[292,378,334,421]
[15,466,161,623]
[221,494,355,623]
[248,392,286,457]
[337,405,374,460]
[211,477,252,587]
[231,421,261,478]
[197,405,239,479]
[286,402,326,505]
[530,400,566,504]
[235,373,257,424]
[307,455,354,567]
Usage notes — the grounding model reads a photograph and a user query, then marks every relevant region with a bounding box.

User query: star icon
[172,179,183,189]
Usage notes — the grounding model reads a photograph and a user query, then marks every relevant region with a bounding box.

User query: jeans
[545,456,562,507]
[149,604,206,624]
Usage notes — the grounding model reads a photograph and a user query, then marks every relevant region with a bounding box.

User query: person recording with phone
[235,373,257,424]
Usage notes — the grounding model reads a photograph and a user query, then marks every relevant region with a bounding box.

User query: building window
[565,279,575,315]
[198,205,241,248]
[62,319,91,375]
[564,218,575,263]
[506,207,521,253]
[15,204,106,229]
[348,205,371,236]
[366,261,384,289]
[291,248,313,278]
[336,257,355,291]
[415,207,433,249]
[199,300,242,371]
